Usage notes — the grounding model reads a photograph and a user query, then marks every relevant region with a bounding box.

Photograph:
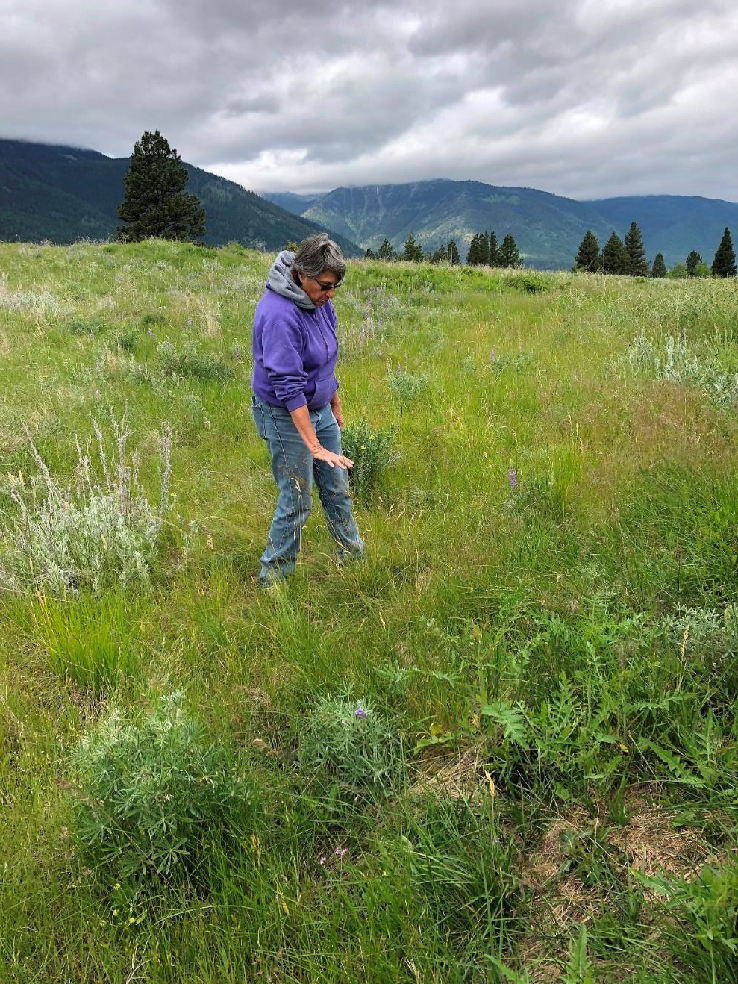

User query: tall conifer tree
[488,231,499,267]
[575,230,600,272]
[602,232,627,274]
[712,228,737,277]
[624,221,648,275]
[685,250,702,276]
[117,130,205,243]
[403,232,423,262]
[467,234,481,266]
[480,231,490,265]
[447,240,460,265]
[378,238,395,260]
[651,253,667,278]
[498,234,520,267]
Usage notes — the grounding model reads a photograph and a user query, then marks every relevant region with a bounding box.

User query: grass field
[1,240,737,983]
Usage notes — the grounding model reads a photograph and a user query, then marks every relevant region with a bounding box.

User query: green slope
[0,139,361,255]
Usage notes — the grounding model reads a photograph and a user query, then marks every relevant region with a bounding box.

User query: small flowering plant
[340,418,396,500]
[298,695,405,806]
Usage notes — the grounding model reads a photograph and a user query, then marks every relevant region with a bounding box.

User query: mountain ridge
[264,179,738,269]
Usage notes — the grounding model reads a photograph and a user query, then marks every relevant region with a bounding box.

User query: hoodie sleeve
[260,311,308,411]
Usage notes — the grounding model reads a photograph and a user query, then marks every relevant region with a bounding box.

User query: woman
[251,233,364,585]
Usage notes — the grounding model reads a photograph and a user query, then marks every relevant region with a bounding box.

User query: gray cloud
[1,0,737,200]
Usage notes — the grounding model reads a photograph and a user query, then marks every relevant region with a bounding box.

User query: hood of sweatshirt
[266,250,316,311]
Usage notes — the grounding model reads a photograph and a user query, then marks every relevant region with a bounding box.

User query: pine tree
[651,253,667,278]
[447,240,460,265]
[480,231,490,266]
[712,228,737,278]
[365,247,376,260]
[467,234,481,266]
[575,230,600,272]
[685,250,702,276]
[624,221,648,276]
[378,238,395,260]
[117,130,205,243]
[403,232,423,262]
[498,234,520,268]
[601,232,627,274]
[488,231,499,267]
[431,244,448,263]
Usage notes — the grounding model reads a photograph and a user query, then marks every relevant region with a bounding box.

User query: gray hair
[293,233,346,282]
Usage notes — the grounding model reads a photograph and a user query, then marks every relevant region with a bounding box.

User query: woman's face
[299,270,340,306]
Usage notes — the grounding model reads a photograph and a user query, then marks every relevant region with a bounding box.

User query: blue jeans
[251,394,364,584]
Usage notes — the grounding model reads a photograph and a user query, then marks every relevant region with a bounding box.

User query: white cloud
[0,0,736,200]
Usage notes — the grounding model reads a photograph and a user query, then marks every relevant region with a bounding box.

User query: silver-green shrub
[0,412,171,596]
[298,696,405,805]
[387,365,428,403]
[70,692,257,885]
[625,332,738,407]
[157,340,235,382]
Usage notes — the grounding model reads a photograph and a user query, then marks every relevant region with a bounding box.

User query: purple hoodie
[251,250,339,411]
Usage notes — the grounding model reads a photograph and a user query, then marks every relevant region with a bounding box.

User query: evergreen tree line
[575,224,737,279]
[366,229,521,267]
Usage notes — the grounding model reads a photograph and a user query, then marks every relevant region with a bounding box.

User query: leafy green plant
[340,418,395,498]
[640,863,738,984]
[70,692,258,886]
[505,273,547,294]
[298,695,405,806]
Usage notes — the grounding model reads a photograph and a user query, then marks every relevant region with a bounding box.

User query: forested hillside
[0,139,361,254]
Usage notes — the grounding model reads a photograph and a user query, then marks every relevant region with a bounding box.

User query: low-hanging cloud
[1,0,736,200]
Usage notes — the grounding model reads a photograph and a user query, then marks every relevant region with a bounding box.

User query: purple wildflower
[233,347,242,360]
[355,707,367,719]
[187,318,193,327]
[147,329,154,339]
[318,855,326,866]
[508,468,518,490]
[335,847,348,858]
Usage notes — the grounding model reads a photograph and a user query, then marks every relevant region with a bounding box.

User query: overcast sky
[2,0,737,201]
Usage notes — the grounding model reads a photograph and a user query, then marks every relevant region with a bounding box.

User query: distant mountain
[0,139,361,255]
[264,192,323,216]
[264,179,738,270]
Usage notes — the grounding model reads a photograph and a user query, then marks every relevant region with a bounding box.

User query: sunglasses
[313,277,342,292]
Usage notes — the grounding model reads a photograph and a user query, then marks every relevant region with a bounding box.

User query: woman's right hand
[312,445,353,469]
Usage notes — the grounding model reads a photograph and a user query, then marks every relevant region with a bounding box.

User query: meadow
[0,240,737,983]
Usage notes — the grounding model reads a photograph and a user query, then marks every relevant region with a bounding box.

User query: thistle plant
[0,411,172,596]
[298,695,405,805]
